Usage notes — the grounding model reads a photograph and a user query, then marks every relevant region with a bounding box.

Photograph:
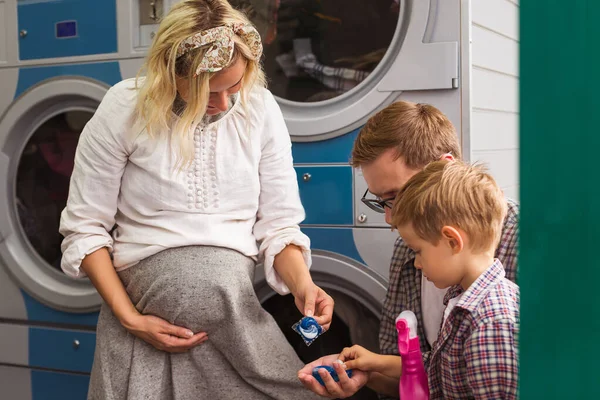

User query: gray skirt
[88,246,320,400]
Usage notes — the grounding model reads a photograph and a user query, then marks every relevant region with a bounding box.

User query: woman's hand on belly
[81,248,208,353]
[122,313,208,353]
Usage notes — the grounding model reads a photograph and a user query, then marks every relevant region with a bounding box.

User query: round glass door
[231,0,400,102]
[16,110,91,271]
[0,77,108,312]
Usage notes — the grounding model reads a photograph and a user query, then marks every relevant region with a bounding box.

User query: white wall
[470,0,520,200]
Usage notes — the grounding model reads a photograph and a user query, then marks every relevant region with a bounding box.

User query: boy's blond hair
[391,160,507,252]
[350,101,461,168]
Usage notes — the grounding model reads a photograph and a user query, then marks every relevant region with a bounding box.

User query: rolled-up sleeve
[59,87,130,278]
[253,91,311,295]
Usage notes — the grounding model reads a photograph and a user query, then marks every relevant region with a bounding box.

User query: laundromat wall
[469,0,520,200]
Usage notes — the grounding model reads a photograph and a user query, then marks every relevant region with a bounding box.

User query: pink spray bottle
[395,310,429,400]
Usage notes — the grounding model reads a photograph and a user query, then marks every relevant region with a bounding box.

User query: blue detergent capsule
[292,316,324,346]
[312,365,354,386]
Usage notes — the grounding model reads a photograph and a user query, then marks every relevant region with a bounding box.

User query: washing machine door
[231,0,458,140]
[0,77,107,313]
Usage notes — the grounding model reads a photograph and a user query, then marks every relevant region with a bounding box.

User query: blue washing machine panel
[295,166,353,225]
[32,370,90,400]
[29,327,96,373]
[302,227,364,264]
[292,128,359,164]
[22,291,99,327]
[17,0,118,60]
[15,61,122,98]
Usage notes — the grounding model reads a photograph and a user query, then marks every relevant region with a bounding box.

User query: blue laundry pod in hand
[292,316,323,346]
[312,365,353,386]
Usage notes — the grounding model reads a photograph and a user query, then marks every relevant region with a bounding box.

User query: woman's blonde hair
[134,0,266,166]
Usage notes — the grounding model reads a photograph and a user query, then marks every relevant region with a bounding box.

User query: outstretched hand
[298,354,369,398]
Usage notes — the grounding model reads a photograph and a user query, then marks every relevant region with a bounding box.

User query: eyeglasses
[360,189,395,214]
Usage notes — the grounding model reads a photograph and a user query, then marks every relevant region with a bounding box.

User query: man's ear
[441,226,463,254]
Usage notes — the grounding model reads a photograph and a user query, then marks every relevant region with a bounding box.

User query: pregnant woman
[59,1,332,399]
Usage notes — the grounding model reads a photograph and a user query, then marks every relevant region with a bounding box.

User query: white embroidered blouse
[59,78,311,294]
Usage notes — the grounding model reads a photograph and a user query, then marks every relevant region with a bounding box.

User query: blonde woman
[59,1,332,398]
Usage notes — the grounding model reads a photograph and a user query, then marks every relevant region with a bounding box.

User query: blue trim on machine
[301,227,365,265]
[14,61,122,99]
[22,291,99,326]
[292,128,360,164]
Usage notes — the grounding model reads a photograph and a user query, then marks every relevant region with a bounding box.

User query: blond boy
[337,160,519,399]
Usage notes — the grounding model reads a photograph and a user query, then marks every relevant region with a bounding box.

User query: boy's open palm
[298,354,369,398]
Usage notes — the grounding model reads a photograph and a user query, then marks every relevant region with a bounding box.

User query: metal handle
[357,213,367,223]
[19,30,27,38]
[149,1,159,21]
[302,173,311,182]
[73,339,80,350]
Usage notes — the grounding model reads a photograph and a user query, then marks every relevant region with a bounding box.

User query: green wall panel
[521,1,600,398]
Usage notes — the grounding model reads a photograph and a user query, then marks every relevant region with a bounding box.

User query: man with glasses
[298,101,519,398]
[361,188,395,214]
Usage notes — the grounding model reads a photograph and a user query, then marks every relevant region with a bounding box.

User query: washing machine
[243,0,467,398]
[0,1,160,398]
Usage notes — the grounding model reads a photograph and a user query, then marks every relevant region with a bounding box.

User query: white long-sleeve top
[59,78,311,295]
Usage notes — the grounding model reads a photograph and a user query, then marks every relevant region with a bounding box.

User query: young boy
[336,160,519,399]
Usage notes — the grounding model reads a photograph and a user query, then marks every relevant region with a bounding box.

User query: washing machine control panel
[16,0,118,60]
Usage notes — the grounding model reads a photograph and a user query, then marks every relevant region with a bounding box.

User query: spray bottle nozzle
[395,310,419,355]
[396,319,410,354]
[396,319,408,331]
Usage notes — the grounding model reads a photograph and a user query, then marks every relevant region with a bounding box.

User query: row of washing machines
[0,1,465,398]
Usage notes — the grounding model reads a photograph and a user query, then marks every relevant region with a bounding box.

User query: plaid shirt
[427,260,519,399]
[378,199,519,399]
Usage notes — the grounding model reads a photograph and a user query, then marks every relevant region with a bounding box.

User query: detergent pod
[292,316,323,346]
[312,365,354,386]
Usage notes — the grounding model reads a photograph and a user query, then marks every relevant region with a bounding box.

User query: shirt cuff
[262,234,312,295]
[61,236,113,279]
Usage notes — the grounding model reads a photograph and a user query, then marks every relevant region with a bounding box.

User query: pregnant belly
[118,245,257,333]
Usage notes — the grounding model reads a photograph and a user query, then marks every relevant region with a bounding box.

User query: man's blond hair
[350,101,461,168]
[391,160,507,252]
